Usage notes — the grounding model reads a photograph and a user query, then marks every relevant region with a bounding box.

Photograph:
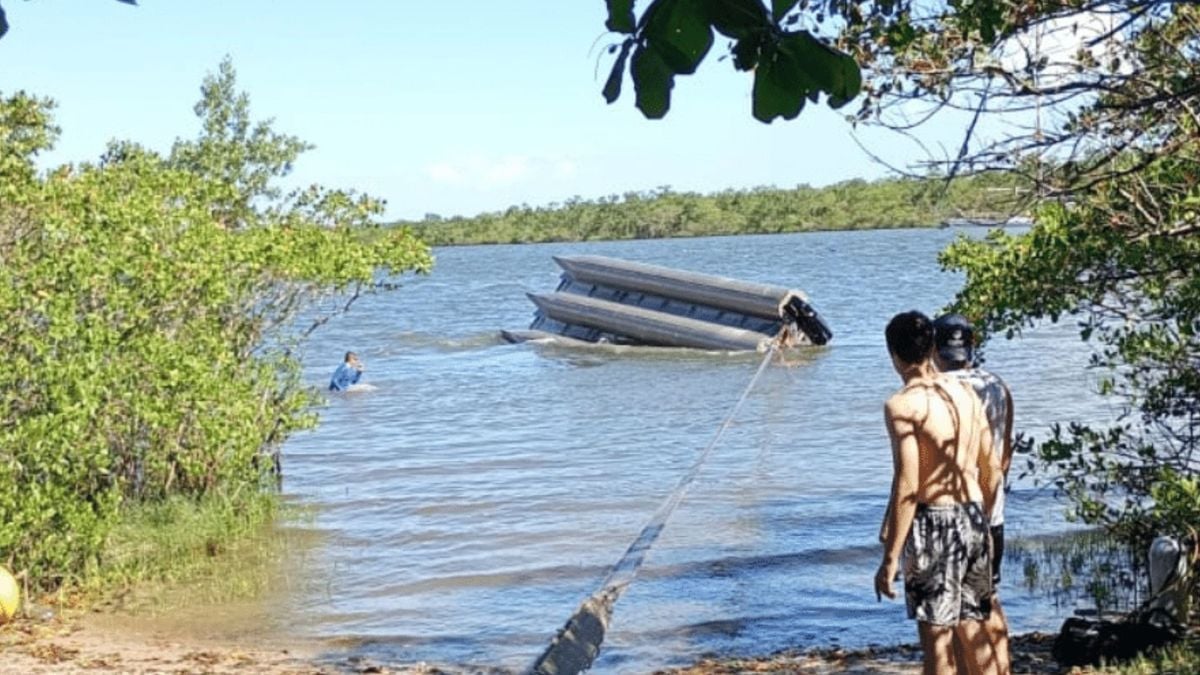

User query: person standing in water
[329,351,365,391]
[934,313,1014,675]
[875,310,1005,675]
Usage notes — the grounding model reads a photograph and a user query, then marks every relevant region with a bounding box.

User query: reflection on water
[178,229,1117,672]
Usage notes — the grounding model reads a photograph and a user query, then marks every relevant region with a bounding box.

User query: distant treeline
[401,175,1029,246]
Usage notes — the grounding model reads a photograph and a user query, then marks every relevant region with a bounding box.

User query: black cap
[933,314,974,365]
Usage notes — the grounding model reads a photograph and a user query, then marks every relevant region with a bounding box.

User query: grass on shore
[39,490,314,613]
[1108,641,1200,673]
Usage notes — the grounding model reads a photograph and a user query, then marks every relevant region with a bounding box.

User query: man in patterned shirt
[934,313,1014,675]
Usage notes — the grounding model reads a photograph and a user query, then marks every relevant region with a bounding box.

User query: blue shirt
[329,362,363,391]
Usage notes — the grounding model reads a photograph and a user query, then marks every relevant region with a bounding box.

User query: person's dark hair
[885,310,935,365]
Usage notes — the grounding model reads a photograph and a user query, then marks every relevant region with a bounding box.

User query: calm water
[276,228,1117,673]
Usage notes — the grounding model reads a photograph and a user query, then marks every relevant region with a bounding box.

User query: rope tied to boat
[530,335,786,675]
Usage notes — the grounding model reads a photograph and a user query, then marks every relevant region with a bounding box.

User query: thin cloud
[423,154,578,191]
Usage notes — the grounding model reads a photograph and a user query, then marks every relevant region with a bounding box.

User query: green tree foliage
[943,163,1200,549]
[600,0,865,121]
[0,61,432,587]
[873,2,1200,553]
[406,174,1024,245]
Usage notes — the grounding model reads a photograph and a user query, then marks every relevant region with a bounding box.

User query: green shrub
[0,59,432,590]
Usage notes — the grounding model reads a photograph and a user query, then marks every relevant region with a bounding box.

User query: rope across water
[531,341,783,674]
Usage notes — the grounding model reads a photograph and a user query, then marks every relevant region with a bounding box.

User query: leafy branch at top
[600,0,865,122]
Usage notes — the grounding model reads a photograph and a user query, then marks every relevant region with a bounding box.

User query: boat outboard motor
[785,296,832,346]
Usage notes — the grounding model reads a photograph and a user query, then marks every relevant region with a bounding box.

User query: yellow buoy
[0,566,19,624]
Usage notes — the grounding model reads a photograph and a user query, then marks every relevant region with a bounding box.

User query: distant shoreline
[397,176,1031,247]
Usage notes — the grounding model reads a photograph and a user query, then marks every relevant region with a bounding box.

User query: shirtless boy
[875,311,1005,675]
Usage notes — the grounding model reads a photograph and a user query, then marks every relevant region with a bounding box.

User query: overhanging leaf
[603,40,634,103]
[978,0,1002,43]
[828,55,862,109]
[645,0,714,75]
[631,44,675,118]
[709,0,769,39]
[772,0,800,21]
[731,31,765,70]
[605,0,636,33]
[752,42,810,122]
[780,31,861,108]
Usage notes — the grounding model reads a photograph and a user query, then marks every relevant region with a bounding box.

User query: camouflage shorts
[903,502,993,625]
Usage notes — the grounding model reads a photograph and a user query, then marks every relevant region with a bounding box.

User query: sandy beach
[0,612,1073,675]
[0,614,324,675]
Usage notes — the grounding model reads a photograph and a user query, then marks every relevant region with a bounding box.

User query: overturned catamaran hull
[502,255,831,351]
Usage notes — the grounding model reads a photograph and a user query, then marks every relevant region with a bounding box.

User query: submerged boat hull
[504,255,831,351]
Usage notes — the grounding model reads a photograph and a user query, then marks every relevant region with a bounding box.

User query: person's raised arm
[876,397,920,600]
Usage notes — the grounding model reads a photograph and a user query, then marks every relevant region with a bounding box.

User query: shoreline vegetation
[400,174,1031,246]
[0,59,430,642]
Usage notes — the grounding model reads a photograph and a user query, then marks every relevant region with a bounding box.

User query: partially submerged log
[503,255,831,351]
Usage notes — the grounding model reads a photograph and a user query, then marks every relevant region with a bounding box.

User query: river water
[276,228,1117,673]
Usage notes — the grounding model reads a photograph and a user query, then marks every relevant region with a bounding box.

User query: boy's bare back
[885,375,997,512]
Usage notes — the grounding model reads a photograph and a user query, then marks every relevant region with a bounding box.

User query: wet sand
[0,614,1071,675]
[0,614,424,675]
[657,633,1064,674]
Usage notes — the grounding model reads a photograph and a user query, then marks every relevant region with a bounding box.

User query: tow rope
[531,341,782,674]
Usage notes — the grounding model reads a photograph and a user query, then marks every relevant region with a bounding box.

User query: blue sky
[1,1,979,220]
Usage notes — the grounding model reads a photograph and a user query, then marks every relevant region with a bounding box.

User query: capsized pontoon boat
[501,255,831,351]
